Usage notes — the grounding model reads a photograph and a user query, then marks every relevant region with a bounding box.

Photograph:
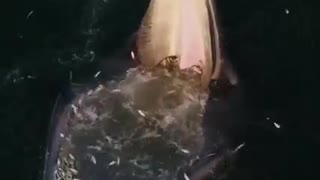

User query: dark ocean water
[1,0,318,179]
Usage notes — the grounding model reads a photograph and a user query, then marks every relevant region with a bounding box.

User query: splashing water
[55,67,209,180]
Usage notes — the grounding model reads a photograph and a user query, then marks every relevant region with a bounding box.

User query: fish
[133,0,238,91]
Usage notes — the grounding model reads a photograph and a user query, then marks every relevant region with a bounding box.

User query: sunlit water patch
[54,67,209,180]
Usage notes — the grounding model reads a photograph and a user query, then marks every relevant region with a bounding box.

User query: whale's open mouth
[48,67,209,180]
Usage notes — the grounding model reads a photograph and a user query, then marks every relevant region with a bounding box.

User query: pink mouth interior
[179,0,205,71]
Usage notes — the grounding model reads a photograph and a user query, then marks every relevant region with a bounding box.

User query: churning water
[54,67,210,180]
